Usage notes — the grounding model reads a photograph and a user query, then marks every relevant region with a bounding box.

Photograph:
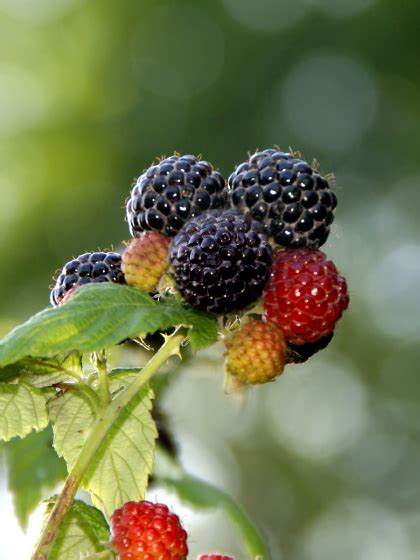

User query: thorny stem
[32,328,187,560]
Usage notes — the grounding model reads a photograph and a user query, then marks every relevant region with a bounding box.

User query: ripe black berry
[170,209,273,314]
[126,155,227,237]
[286,333,334,364]
[50,251,126,306]
[228,149,337,249]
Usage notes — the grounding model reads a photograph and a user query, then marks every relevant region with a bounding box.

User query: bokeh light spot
[132,5,224,100]
[0,64,49,135]
[268,359,368,460]
[222,0,307,32]
[301,499,411,560]
[367,244,420,339]
[308,0,377,18]
[0,0,81,22]
[279,54,377,152]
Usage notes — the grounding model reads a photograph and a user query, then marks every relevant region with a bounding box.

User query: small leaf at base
[40,499,112,560]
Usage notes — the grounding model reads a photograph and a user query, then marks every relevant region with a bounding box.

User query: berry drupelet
[126,154,227,237]
[110,500,188,560]
[263,249,349,345]
[170,209,273,314]
[228,148,337,249]
[50,251,125,306]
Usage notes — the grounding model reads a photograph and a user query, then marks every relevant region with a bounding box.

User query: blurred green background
[1,0,420,558]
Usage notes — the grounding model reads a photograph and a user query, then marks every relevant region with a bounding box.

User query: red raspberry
[197,555,234,560]
[263,249,349,345]
[110,500,188,560]
[225,320,287,384]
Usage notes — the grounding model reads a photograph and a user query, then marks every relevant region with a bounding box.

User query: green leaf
[186,309,219,351]
[160,475,271,560]
[0,362,22,383]
[25,354,83,388]
[0,426,67,529]
[0,284,217,367]
[0,354,82,388]
[42,499,112,560]
[0,382,52,441]
[48,390,97,472]
[86,383,157,518]
[49,378,157,519]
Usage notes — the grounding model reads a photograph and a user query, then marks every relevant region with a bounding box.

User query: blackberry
[228,148,337,249]
[170,209,273,314]
[50,251,126,306]
[126,154,227,237]
[286,333,334,364]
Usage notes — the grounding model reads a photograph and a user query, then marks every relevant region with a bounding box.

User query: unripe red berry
[225,320,287,384]
[122,232,171,292]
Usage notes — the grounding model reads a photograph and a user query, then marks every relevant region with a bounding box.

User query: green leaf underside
[0,426,67,529]
[0,382,52,441]
[86,383,157,518]
[49,377,157,519]
[43,499,111,560]
[48,390,97,472]
[0,354,83,388]
[0,284,218,369]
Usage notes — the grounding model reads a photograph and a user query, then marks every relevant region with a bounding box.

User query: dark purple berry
[50,251,126,306]
[286,333,334,364]
[170,209,273,314]
[228,149,336,249]
[126,155,228,237]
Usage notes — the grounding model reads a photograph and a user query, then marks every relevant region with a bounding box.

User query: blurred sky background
[1,0,420,558]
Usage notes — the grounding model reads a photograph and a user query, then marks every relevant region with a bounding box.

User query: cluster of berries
[110,499,232,560]
[50,149,349,385]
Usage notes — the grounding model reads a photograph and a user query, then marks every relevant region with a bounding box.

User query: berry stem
[222,493,270,560]
[32,328,187,560]
[156,450,271,560]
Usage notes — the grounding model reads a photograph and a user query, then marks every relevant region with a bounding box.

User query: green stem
[31,358,99,406]
[157,463,270,560]
[221,494,270,560]
[32,329,187,560]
